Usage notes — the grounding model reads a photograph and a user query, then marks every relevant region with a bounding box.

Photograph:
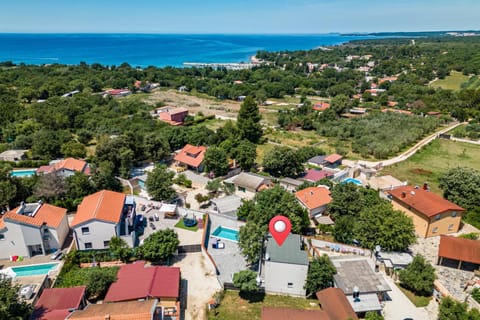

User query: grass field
[208,290,319,320]
[398,286,432,307]
[430,71,470,91]
[381,139,480,194]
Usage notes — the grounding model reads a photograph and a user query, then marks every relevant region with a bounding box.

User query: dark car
[150,222,156,230]
[148,216,154,222]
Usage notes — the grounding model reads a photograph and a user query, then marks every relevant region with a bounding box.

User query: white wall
[74,220,117,250]
[0,222,42,259]
[264,261,308,297]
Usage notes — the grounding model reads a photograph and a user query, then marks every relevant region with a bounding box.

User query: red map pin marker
[269,215,291,247]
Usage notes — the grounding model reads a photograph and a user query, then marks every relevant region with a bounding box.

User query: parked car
[51,249,63,260]
[154,213,159,221]
[150,222,156,230]
[148,216,154,222]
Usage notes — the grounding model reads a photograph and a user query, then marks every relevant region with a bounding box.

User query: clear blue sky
[1,0,479,33]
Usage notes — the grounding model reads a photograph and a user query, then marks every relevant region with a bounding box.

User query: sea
[0,33,382,68]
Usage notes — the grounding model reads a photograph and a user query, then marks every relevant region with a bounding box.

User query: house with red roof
[438,235,480,271]
[67,300,158,320]
[313,101,331,112]
[295,186,332,219]
[303,169,333,183]
[174,144,207,172]
[0,201,69,259]
[104,261,181,318]
[154,106,189,126]
[388,185,465,238]
[36,158,89,177]
[323,154,343,168]
[71,190,137,250]
[31,286,87,320]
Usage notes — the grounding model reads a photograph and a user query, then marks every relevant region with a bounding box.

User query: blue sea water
[0,33,380,67]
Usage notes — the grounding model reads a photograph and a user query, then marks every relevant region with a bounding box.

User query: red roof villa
[174,144,207,172]
[104,261,181,318]
[31,286,87,320]
[155,106,189,126]
[303,169,333,183]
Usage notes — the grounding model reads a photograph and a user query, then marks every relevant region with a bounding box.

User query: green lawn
[208,290,319,320]
[174,218,199,231]
[398,286,432,307]
[430,71,470,91]
[381,139,480,194]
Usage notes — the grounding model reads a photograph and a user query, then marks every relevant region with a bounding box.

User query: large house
[388,185,465,238]
[31,286,87,320]
[37,158,90,177]
[174,144,207,172]
[67,300,158,320]
[224,172,272,199]
[71,190,137,250]
[155,106,189,126]
[263,234,309,297]
[104,261,181,318]
[0,202,69,259]
[295,186,332,219]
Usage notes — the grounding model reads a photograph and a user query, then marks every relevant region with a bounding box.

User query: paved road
[343,122,465,169]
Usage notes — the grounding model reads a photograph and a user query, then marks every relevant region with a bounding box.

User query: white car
[51,249,63,260]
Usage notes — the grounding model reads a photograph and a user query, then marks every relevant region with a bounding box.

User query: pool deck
[207,213,247,285]
[0,254,55,269]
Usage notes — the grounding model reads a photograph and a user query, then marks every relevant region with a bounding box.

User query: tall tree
[237,96,262,143]
[399,255,436,296]
[204,147,229,177]
[137,228,179,262]
[439,167,480,210]
[108,236,132,263]
[234,140,257,171]
[0,276,32,320]
[233,270,259,292]
[145,165,176,201]
[262,146,303,177]
[304,255,336,297]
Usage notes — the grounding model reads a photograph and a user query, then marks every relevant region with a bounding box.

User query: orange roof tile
[53,158,87,173]
[71,190,126,227]
[439,235,480,265]
[174,144,207,168]
[313,101,331,111]
[3,203,67,228]
[0,216,5,229]
[388,186,464,218]
[295,187,332,210]
[324,154,342,164]
[261,307,329,320]
[67,300,156,320]
[316,288,359,320]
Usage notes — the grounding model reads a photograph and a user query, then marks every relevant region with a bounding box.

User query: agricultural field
[208,290,319,320]
[381,139,480,194]
[430,71,470,91]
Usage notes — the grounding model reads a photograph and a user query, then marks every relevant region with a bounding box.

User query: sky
[0,0,479,34]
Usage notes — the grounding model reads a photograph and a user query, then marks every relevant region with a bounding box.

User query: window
[103,240,110,248]
[238,186,246,192]
[0,234,5,240]
[43,228,49,233]
[435,215,441,221]
[81,227,90,235]
[448,224,454,231]
[432,227,438,233]
[287,282,293,288]
[451,211,457,217]
[85,242,93,249]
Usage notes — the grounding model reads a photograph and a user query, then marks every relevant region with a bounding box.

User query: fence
[177,244,202,254]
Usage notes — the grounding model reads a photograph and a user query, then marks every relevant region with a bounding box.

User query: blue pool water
[11,263,59,277]
[10,169,37,177]
[342,177,362,186]
[212,226,239,242]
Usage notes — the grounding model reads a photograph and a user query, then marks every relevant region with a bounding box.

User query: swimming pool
[10,169,37,178]
[11,263,60,277]
[342,177,362,186]
[212,226,239,242]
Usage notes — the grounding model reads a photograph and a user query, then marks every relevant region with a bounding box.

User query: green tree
[144,133,170,162]
[328,183,364,218]
[330,94,352,115]
[0,276,32,320]
[354,202,416,251]
[438,297,469,320]
[399,255,436,296]
[145,165,176,201]
[65,172,94,203]
[108,236,132,263]
[206,178,222,195]
[262,146,304,177]
[85,267,117,299]
[235,140,257,170]
[90,161,122,192]
[439,167,480,210]
[237,199,255,221]
[304,255,336,297]
[60,140,87,158]
[238,222,264,265]
[333,216,355,244]
[204,147,229,177]
[233,270,259,292]
[237,96,262,143]
[365,311,385,320]
[137,228,179,262]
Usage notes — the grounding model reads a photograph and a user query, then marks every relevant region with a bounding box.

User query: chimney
[401,192,406,198]
[353,286,360,302]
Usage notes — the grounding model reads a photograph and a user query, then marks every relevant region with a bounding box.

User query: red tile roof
[53,158,88,173]
[71,190,126,227]
[324,154,343,164]
[261,307,329,320]
[316,288,359,320]
[438,235,480,265]
[304,169,333,182]
[0,216,4,229]
[388,186,465,218]
[3,203,67,228]
[104,261,180,302]
[33,286,86,320]
[295,187,332,210]
[313,101,331,111]
[67,300,156,320]
[174,144,207,168]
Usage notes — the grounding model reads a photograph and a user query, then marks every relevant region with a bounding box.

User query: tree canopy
[304,255,336,297]
[262,146,304,177]
[0,276,32,320]
[137,228,179,262]
[439,167,480,210]
[233,270,260,292]
[399,255,436,297]
[145,165,176,201]
[204,146,229,177]
[237,96,262,143]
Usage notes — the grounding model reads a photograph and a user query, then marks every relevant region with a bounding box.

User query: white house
[263,234,309,297]
[224,172,272,199]
[0,202,69,259]
[71,190,137,250]
[295,186,332,219]
[37,158,89,178]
